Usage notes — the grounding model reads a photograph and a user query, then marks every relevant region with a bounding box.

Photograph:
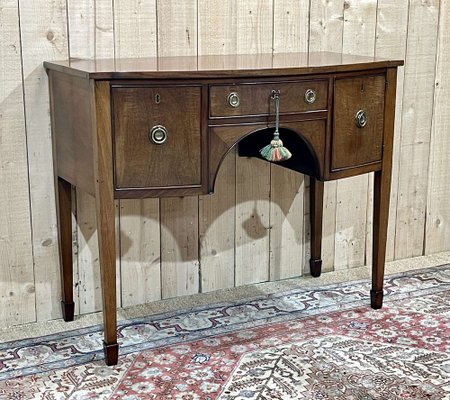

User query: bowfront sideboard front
[44,52,403,366]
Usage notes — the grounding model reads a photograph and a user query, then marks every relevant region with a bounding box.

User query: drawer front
[209,80,328,118]
[331,75,385,170]
[113,86,202,189]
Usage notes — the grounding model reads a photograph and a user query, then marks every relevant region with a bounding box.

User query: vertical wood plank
[67,0,115,58]
[76,196,120,313]
[77,191,100,313]
[199,153,236,292]
[236,0,273,54]
[234,0,273,285]
[270,0,309,280]
[161,197,199,298]
[114,0,157,58]
[158,0,200,298]
[120,200,161,305]
[425,0,450,254]
[273,0,310,53]
[309,0,345,53]
[18,0,68,321]
[335,176,369,270]
[77,196,119,314]
[335,0,377,270]
[67,0,117,314]
[395,0,440,259]
[157,0,198,56]
[374,0,409,262]
[198,0,237,292]
[114,0,161,306]
[198,0,237,55]
[308,0,345,273]
[269,167,305,280]
[0,0,35,326]
[235,157,271,285]
[70,187,79,315]
[47,70,79,321]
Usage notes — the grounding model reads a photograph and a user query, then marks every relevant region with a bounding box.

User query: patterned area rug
[0,265,449,399]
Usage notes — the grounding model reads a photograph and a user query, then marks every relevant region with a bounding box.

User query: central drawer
[209,80,328,118]
[112,85,202,189]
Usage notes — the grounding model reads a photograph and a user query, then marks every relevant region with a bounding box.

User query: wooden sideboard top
[44,52,403,80]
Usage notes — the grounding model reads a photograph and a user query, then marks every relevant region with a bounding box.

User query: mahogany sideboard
[44,52,404,366]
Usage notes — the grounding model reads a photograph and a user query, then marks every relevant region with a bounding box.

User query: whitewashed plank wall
[0,0,448,327]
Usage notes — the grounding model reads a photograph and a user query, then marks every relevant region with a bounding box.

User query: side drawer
[209,80,328,118]
[331,74,385,171]
[112,85,202,189]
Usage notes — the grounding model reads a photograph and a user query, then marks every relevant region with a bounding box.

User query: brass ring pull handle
[149,125,168,144]
[304,88,316,104]
[228,92,240,108]
[355,109,368,128]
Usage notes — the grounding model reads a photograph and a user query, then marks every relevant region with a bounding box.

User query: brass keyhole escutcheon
[149,125,168,144]
[228,92,240,108]
[355,110,368,128]
[155,93,161,104]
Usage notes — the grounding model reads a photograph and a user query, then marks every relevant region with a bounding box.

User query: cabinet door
[331,75,385,170]
[113,85,202,189]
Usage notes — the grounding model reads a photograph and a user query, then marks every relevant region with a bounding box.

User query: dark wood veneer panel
[332,74,385,170]
[49,70,95,195]
[112,85,202,189]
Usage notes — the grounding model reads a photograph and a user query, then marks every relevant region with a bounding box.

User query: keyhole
[360,82,365,93]
[155,93,161,104]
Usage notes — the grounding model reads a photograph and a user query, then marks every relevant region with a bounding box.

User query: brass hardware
[355,109,368,128]
[227,92,240,108]
[155,93,161,104]
[271,89,281,99]
[149,125,168,144]
[272,90,281,135]
[304,89,316,104]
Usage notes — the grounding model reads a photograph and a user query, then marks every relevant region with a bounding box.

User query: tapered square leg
[95,190,118,365]
[57,177,75,322]
[371,68,397,310]
[94,81,118,365]
[371,169,391,309]
[309,178,324,277]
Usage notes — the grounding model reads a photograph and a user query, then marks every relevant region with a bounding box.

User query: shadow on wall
[76,126,322,265]
[0,62,37,325]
